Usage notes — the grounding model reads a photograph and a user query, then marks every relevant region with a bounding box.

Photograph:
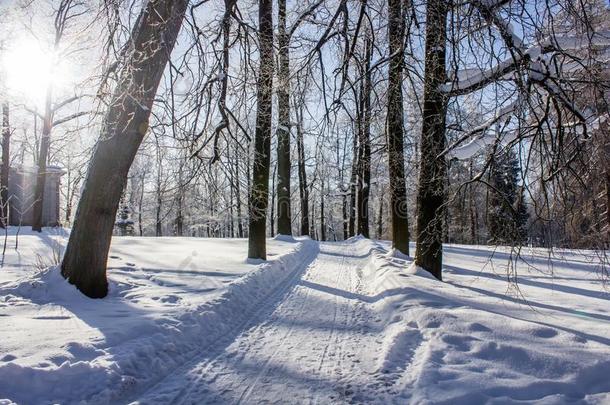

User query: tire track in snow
[236,243,354,403]
[128,243,319,404]
[133,239,397,404]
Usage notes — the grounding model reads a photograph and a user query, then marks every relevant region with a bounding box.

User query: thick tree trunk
[1,103,10,228]
[386,0,410,255]
[247,0,274,259]
[276,0,292,236]
[61,0,188,298]
[357,35,372,238]
[296,107,310,236]
[32,87,53,232]
[414,0,448,280]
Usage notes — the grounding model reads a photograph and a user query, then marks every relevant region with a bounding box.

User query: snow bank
[355,239,610,403]
[2,231,609,403]
[0,230,318,404]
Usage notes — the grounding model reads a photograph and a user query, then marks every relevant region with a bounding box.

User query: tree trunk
[386,0,410,255]
[348,133,357,237]
[175,172,184,237]
[32,87,54,232]
[310,198,316,240]
[342,194,348,240]
[229,151,235,238]
[61,0,188,298]
[276,0,292,236]
[247,0,274,259]
[1,103,10,228]
[138,174,144,237]
[414,0,448,280]
[320,182,326,241]
[357,35,372,238]
[469,161,477,244]
[296,105,310,236]
[605,165,610,247]
[155,163,163,237]
[377,194,384,239]
[270,162,276,236]
[235,140,244,238]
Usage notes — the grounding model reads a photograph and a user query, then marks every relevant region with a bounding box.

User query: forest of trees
[0,0,608,297]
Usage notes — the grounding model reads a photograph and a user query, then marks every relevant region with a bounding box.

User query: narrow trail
[133,240,406,404]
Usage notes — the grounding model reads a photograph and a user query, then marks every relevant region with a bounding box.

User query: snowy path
[2,232,610,404]
[133,240,397,404]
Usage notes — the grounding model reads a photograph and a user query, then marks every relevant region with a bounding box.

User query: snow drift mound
[355,238,610,404]
[0,238,318,405]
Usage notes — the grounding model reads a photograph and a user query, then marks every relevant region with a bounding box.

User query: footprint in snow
[532,328,558,338]
[469,322,491,333]
[160,295,181,304]
[1,354,16,362]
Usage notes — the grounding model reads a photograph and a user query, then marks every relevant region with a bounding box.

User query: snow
[448,134,498,160]
[0,229,609,404]
[0,228,314,404]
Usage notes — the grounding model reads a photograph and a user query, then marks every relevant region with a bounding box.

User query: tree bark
[356,35,372,238]
[155,150,163,237]
[234,139,244,238]
[342,194,348,240]
[386,0,410,255]
[320,182,326,241]
[0,103,10,228]
[414,0,448,280]
[276,0,292,236]
[296,105,310,236]
[247,0,274,259]
[270,163,276,236]
[61,0,188,298]
[377,193,384,239]
[348,133,357,238]
[175,164,184,236]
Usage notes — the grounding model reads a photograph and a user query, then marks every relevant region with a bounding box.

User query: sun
[2,37,71,107]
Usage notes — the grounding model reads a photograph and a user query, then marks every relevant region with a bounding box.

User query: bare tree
[31,0,89,232]
[1,102,10,227]
[275,0,291,236]
[247,0,274,259]
[386,0,410,254]
[61,0,189,298]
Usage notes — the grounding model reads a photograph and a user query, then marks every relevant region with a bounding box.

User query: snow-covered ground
[0,228,609,404]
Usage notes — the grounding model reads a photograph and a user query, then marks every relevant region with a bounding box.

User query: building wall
[5,166,63,227]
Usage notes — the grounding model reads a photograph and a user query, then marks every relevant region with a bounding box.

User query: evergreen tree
[488,148,528,243]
